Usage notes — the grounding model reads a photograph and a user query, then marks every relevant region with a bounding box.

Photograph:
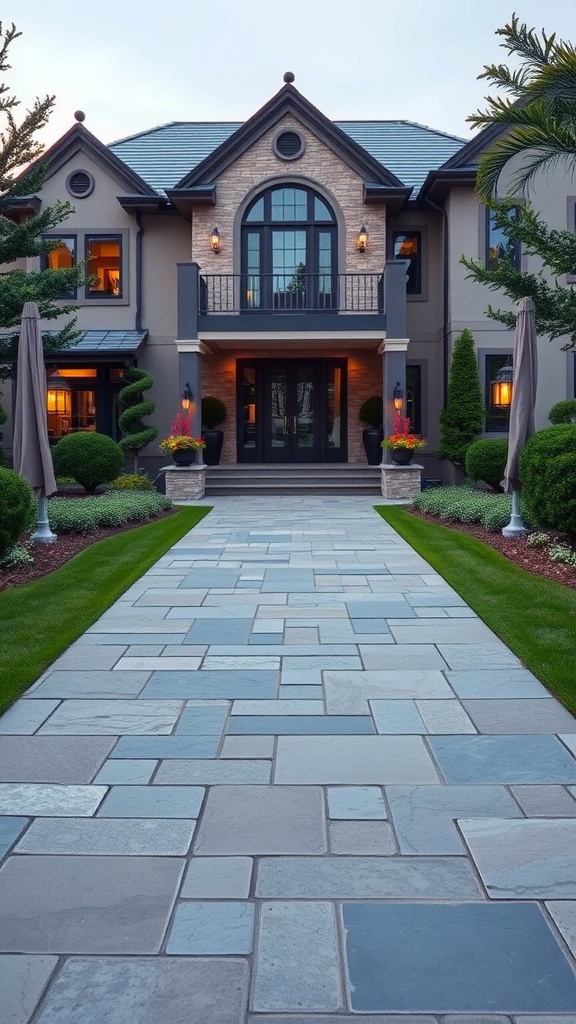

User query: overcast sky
[4,0,576,152]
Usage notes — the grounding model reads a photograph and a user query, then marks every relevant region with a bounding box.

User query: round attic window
[273,130,305,161]
[66,170,94,198]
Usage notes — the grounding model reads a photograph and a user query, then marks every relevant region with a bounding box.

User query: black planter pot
[390,447,414,466]
[171,449,198,466]
[362,427,384,466]
[203,429,224,466]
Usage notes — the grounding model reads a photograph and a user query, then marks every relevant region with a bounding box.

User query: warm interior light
[46,371,72,415]
[181,383,194,412]
[56,368,97,378]
[393,382,404,411]
[490,362,514,408]
[247,403,256,424]
[357,225,368,253]
[210,227,221,254]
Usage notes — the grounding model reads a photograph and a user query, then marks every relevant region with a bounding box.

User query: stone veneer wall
[190,113,386,275]
[202,350,382,464]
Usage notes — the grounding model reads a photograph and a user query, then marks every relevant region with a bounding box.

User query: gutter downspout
[424,194,449,406]
[135,208,143,332]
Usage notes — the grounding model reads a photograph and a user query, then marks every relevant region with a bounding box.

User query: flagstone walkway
[1,495,576,1024]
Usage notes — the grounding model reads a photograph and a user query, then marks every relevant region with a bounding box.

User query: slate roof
[54,330,148,355]
[109,120,466,195]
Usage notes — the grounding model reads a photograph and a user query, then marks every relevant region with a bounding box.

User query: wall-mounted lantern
[356,225,368,253]
[393,382,404,410]
[181,382,194,413]
[491,361,514,408]
[46,370,72,415]
[210,227,221,254]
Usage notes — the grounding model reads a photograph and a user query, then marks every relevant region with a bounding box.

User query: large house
[4,75,574,481]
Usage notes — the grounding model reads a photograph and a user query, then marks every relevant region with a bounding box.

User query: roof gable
[176,82,406,190]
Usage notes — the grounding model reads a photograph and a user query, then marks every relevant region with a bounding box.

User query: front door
[237,358,347,463]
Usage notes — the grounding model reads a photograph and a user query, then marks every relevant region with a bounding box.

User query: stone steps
[205,463,381,496]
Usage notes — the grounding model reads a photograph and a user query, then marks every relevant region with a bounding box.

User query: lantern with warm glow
[181,383,194,413]
[356,225,368,253]
[393,382,404,410]
[490,362,514,408]
[46,371,72,415]
[210,227,221,254]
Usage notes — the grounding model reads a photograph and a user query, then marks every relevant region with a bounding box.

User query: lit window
[43,236,77,298]
[86,235,122,297]
[393,232,421,294]
[485,209,520,270]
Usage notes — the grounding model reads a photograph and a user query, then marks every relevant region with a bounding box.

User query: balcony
[197,272,387,334]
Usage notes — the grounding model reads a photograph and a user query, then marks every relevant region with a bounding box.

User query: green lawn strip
[0,505,211,713]
[376,505,576,714]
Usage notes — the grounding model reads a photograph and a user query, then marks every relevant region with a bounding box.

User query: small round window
[273,130,305,161]
[66,170,95,198]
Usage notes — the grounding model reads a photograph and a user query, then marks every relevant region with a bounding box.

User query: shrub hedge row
[412,486,516,532]
[46,492,172,534]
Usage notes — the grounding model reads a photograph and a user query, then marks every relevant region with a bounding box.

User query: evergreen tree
[0,22,84,379]
[437,329,485,467]
[118,367,157,473]
[468,15,576,199]
[0,390,6,465]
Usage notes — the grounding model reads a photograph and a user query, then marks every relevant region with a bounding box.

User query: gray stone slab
[546,901,576,958]
[14,817,195,856]
[416,699,477,734]
[0,700,60,734]
[406,591,466,607]
[390,622,498,644]
[274,735,439,785]
[360,645,449,670]
[181,856,253,898]
[110,735,219,758]
[97,785,204,818]
[0,783,106,816]
[185,619,253,645]
[140,670,278,699]
[29,671,151,698]
[252,902,341,1012]
[438,645,523,671]
[346,599,413,617]
[430,735,576,784]
[327,786,387,820]
[278,685,324,699]
[256,856,481,899]
[0,736,115,783]
[564,735,576,758]
[33,956,249,1024]
[174,705,228,735]
[0,954,58,1024]
[228,715,374,735]
[39,699,182,735]
[194,785,326,855]
[350,619,391,634]
[79,633,188,644]
[0,855,184,953]
[370,700,426,734]
[343,902,576,1012]
[386,785,521,855]
[0,817,29,859]
[166,900,254,954]
[180,569,240,587]
[459,818,576,898]
[221,735,275,759]
[245,1019,432,1024]
[93,759,157,785]
[231,699,322,715]
[447,671,552,700]
[329,820,395,854]
[281,655,361,670]
[512,785,576,817]
[463,699,576,734]
[154,759,272,784]
[47,646,127,670]
[325,671,453,714]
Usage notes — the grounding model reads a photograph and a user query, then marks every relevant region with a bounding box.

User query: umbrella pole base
[502,490,527,538]
[31,496,57,545]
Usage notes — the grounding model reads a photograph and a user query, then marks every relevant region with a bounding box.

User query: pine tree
[437,329,485,467]
[0,22,84,379]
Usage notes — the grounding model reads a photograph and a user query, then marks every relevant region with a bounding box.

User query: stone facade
[164,465,207,501]
[380,464,423,501]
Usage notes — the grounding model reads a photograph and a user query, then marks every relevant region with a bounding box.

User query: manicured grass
[376,505,576,714]
[0,506,210,713]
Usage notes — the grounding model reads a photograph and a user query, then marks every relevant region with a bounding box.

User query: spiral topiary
[52,432,124,494]
[118,367,157,472]
[0,467,35,558]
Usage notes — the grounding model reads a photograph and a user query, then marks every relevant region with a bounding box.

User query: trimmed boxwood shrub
[413,485,516,532]
[548,399,576,425]
[465,439,509,490]
[201,396,227,430]
[0,468,35,558]
[111,473,154,491]
[519,425,576,534]
[52,432,124,494]
[359,395,383,428]
[47,491,172,534]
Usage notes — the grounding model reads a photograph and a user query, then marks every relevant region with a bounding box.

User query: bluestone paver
[2,494,575,1021]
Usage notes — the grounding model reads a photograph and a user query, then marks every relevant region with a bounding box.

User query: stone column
[175,262,208,439]
[381,259,409,462]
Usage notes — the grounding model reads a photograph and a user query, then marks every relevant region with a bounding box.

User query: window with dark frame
[43,236,77,299]
[393,232,421,295]
[485,353,512,432]
[485,208,520,270]
[85,235,122,297]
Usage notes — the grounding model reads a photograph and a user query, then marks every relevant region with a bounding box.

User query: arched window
[241,185,337,311]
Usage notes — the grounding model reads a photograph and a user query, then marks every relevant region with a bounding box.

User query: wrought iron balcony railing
[199,273,383,315]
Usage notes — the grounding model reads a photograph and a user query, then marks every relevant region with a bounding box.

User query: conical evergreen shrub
[437,328,485,466]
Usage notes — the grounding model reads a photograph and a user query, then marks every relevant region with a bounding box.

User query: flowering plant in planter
[381,412,426,450]
[159,413,206,453]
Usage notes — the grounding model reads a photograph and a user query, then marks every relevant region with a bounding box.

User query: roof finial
[283,72,295,84]
[74,110,86,123]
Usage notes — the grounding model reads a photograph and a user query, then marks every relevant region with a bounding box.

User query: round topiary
[359,395,383,428]
[201,396,227,430]
[0,467,35,559]
[548,399,576,425]
[52,432,124,495]
[464,439,509,490]
[519,424,576,533]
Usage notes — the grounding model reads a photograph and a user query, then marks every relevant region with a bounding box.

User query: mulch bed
[411,509,576,590]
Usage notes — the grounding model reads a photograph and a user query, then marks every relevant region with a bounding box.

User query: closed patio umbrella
[12,301,57,543]
[502,296,538,537]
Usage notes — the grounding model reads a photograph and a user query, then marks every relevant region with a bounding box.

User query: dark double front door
[237,358,347,463]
